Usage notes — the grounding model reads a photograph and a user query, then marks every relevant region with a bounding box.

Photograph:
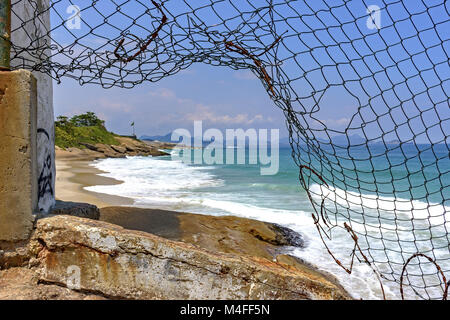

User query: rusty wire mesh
[8,0,450,299]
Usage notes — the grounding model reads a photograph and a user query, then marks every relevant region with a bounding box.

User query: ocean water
[85,145,449,300]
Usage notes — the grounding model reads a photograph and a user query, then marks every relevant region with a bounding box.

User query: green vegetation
[55,112,119,149]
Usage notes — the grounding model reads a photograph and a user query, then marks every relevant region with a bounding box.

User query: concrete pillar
[0,70,37,241]
[10,0,55,213]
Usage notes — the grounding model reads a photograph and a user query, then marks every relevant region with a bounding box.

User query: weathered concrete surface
[31,216,352,300]
[1,200,99,269]
[0,267,105,300]
[11,0,55,213]
[0,70,37,241]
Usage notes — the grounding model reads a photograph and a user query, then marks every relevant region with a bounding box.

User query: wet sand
[55,159,134,208]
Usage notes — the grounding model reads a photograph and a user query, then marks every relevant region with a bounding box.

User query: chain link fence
[9,0,450,299]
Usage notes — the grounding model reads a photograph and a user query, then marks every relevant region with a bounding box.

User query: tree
[55,116,69,127]
[69,112,105,127]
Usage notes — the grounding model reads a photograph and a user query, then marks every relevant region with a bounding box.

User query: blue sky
[51,0,449,144]
[54,64,287,137]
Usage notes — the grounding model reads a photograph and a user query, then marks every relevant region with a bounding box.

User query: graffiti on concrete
[37,128,53,207]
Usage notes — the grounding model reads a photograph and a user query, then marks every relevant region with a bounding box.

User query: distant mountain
[141,132,291,147]
[140,133,206,146]
[323,135,416,146]
[140,133,176,143]
[279,136,291,147]
[316,134,366,146]
[370,139,402,145]
[142,132,437,147]
[331,134,366,146]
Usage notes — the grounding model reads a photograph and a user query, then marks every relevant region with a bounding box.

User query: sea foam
[84,156,449,300]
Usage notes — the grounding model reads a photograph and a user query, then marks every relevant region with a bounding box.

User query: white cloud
[55,82,281,137]
[145,88,271,127]
[234,70,256,80]
[148,88,177,99]
[185,105,267,125]
[323,117,351,128]
[97,98,134,113]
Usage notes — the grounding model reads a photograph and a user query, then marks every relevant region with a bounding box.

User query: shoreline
[54,155,305,261]
[55,158,134,208]
[54,155,308,262]
[52,151,353,300]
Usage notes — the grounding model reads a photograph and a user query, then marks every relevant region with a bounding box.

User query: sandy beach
[54,138,176,208]
[55,158,134,208]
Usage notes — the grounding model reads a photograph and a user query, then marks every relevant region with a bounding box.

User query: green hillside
[55,112,119,149]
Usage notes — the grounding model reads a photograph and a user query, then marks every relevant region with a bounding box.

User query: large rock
[110,145,127,154]
[58,137,170,160]
[115,137,170,156]
[48,200,100,220]
[0,267,105,300]
[30,216,351,300]
[100,207,304,261]
[143,140,185,150]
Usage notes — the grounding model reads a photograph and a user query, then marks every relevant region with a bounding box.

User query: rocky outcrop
[115,137,171,157]
[0,204,352,300]
[0,241,30,269]
[143,140,180,150]
[56,136,170,160]
[48,200,100,220]
[0,268,105,300]
[30,215,352,300]
[100,207,304,261]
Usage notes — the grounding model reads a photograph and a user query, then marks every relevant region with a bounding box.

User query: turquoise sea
[86,144,449,300]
